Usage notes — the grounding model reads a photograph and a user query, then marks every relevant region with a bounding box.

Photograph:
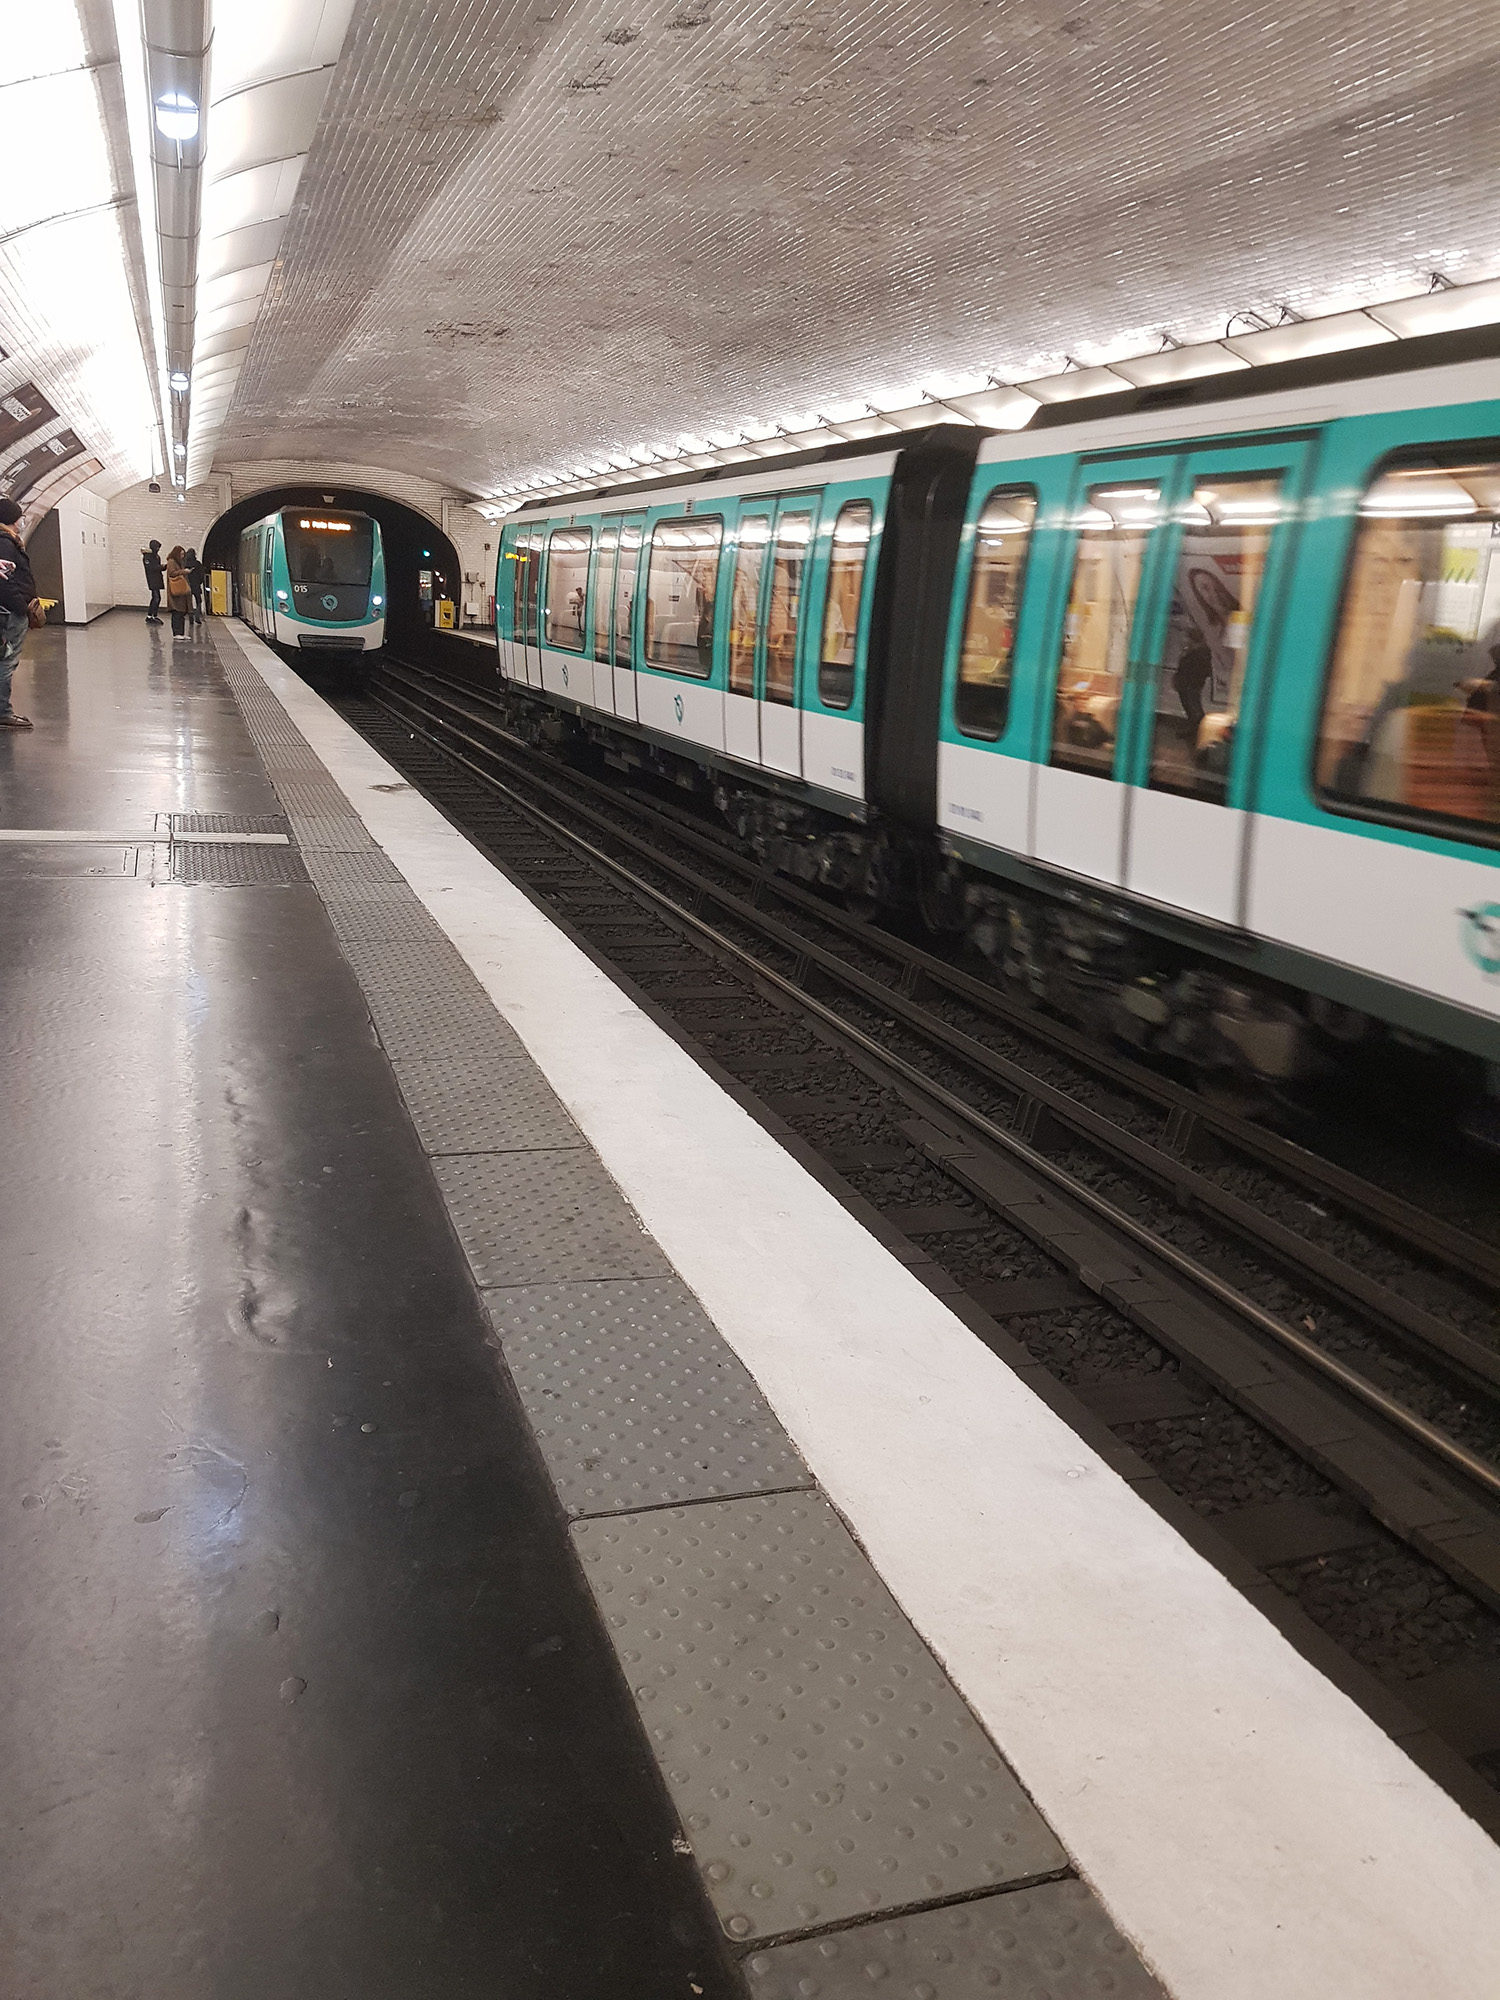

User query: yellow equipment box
[209,569,231,616]
[436,598,456,630]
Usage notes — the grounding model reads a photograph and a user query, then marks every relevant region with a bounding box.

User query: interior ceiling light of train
[221,0,1500,509]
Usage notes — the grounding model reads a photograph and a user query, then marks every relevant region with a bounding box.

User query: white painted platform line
[225,621,1500,2000]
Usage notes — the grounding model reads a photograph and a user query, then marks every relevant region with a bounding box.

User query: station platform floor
[2,611,1499,1999]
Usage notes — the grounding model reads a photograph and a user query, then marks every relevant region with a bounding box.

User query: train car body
[238,506,386,655]
[492,326,1500,1095]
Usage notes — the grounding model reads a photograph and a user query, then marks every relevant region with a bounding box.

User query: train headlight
[276,590,288,601]
[373,595,383,607]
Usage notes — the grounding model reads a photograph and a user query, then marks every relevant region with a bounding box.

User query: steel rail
[374,662,1500,1401]
[380,653,1500,1293]
[365,680,1500,1507]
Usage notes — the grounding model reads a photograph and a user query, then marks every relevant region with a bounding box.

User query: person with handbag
[0,497,42,730]
[164,545,192,637]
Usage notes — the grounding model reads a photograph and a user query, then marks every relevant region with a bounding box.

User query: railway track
[346,651,1500,1832]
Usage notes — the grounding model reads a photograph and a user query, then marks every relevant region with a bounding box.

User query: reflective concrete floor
[0,618,736,1999]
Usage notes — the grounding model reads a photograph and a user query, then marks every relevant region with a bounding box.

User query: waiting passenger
[184,547,205,623]
[0,497,41,730]
[163,546,192,638]
[141,539,164,624]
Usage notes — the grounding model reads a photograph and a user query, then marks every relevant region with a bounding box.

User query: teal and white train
[239,506,386,656]
[494,324,1500,1107]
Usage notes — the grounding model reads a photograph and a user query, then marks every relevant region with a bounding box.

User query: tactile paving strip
[286,812,379,851]
[435,1149,671,1287]
[487,1278,814,1514]
[741,1880,1167,1998]
[392,1055,584,1153]
[300,848,406,885]
[572,1493,1066,1942]
[265,775,360,817]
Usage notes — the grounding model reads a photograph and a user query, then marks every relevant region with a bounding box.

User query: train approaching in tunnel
[238,506,386,656]
[491,324,1500,1117]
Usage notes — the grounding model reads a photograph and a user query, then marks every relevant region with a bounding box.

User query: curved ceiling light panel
[186,1,357,487]
[115,0,356,491]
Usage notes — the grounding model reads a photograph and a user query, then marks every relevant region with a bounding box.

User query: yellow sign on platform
[209,569,230,616]
[435,598,455,629]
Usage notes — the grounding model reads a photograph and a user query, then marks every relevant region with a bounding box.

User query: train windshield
[282,512,373,587]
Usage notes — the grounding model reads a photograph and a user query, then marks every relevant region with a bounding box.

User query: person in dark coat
[184,547,205,623]
[0,497,41,729]
[142,539,164,624]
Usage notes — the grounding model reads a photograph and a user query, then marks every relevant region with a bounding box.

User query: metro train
[491,324,1500,1115]
[238,506,386,656]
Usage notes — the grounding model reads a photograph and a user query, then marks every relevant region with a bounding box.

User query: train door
[501,531,526,677]
[520,528,545,687]
[1117,439,1307,924]
[611,515,645,721]
[591,520,619,713]
[1031,458,1179,887]
[725,509,771,765]
[758,496,817,778]
[262,527,275,636]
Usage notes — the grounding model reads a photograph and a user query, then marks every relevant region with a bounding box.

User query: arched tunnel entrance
[202,484,462,650]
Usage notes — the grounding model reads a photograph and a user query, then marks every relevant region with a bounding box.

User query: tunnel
[202,484,463,649]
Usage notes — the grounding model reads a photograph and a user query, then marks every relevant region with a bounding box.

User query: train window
[1147,477,1282,803]
[1050,483,1162,776]
[593,523,618,663]
[645,516,722,678]
[613,519,643,668]
[283,513,373,587]
[766,511,813,704]
[818,501,873,710]
[729,515,771,696]
[544,526,591,652]
[1317,459,1500,838]
[956,488,1036,739]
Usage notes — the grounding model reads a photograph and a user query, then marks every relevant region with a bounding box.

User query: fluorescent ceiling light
[154,90,199,142]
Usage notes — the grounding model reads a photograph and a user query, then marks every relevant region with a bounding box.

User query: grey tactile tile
[392,1056,582,1153]
[572,1494,1066,1943]
[265,775,360,817]
[322,892,452,950]
[364,992,526,1065]
[287,812,379,851]
[301,848,406,886]
[435,1149,669,1287]
[741,1880,1167,1998]
[487,1278,813,1515]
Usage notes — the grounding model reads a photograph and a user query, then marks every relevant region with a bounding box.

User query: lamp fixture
[153,90,199,144]
[169,370,189,391]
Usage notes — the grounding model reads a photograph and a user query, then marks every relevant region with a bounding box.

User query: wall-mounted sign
[0,385,57,457]
[0,429,83,500]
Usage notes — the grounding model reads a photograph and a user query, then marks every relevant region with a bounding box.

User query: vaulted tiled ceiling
[222,0,1500,498]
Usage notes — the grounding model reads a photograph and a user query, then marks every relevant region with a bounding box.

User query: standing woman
[184,546,205,624]
[164,545,191,637]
